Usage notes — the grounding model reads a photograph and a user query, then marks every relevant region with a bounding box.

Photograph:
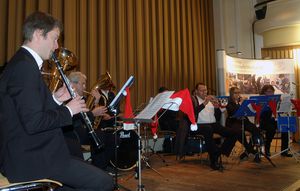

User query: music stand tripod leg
[136,122,145,191]
[143,127,167,166]
[254,129,276,167]
[270,115,300,163]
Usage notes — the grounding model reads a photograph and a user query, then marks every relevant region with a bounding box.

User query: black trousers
[193,124,218,159]
[91,130,116,170]
[49,157,114,191]
[260,119,289,153]
[211,123,238,157]
[229,119,260,154]
[194,123,238,157]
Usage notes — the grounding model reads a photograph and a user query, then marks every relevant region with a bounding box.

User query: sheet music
[135,91,174,120]
[278,94,292,113]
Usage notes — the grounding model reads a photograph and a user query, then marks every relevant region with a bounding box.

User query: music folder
[249,94,281,113]
[233,99,257,118]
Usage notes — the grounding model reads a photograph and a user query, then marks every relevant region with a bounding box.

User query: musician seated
[155,87,186,156]
[259,85,291,157]
[226,87,260,162]
[91,80,120,173]
[62,71,107,159]
[192,83,239,170]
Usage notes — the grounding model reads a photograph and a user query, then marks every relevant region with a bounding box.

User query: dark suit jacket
[0,48,73,182]
[225,99,252,127]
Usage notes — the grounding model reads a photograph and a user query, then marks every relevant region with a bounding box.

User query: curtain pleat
[0,0,216,108]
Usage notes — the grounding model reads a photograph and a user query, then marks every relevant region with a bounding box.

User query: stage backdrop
[217,50,296,97]
[0,0,216,109]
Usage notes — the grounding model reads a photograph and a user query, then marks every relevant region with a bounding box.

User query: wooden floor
[116,143,300,191]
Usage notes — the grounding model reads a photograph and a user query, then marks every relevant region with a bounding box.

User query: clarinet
[51,53,105,149]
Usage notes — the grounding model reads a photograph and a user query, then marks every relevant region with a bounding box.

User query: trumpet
[51,53,105,150]
[83,90,92,95]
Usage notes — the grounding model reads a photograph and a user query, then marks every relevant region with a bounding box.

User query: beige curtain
[0,0,216,108]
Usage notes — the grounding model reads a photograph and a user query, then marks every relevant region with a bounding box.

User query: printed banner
[225,55,296,96]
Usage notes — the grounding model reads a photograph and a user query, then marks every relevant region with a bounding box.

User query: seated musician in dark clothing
[192,83,239,170]
[91,80,120,171]
[155,86,189,157]
[226,87,260,161]
[63,72,107,159]
[259,85,291,157]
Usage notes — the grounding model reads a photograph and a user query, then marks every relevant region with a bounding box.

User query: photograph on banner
[225,56,296,96]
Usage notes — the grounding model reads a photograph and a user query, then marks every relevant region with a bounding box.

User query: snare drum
[110,129,138,171]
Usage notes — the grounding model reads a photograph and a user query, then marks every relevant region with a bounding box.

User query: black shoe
[209,152,221,170]
[281,152,293,157]
[254,153,261,163]
[265,150,271,157]
[105,166,117,176]
[240,152,249,160]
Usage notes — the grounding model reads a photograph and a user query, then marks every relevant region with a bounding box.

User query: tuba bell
[43,47,77,93]
[86,72,115,129]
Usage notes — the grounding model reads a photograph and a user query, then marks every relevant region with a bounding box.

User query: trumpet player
[192,83,239,170]
[226,87,261,162]
[0,12,113,191]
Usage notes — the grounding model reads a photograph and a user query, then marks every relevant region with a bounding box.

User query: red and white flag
[123,87,135,130]
[162,88,198,131]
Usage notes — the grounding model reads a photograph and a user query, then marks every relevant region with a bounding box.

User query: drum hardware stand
[111,109,131,191]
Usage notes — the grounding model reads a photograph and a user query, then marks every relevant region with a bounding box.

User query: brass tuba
[44,47,77,93]
[86,72,115,129]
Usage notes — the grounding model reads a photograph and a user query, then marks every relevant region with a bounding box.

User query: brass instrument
[85,72,115,129]
[46,47,77,93]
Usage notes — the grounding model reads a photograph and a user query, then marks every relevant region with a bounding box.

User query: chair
[0,179,62,191]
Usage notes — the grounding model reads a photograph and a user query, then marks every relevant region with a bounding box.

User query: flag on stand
[268,100,277,118]
[250,103,263,126]
[123,87,135,130]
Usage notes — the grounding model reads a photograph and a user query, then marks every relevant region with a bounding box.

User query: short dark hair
[259,85,275,95]
[229,86,239,98]
[195,82,205,90]
[23,12,63,43]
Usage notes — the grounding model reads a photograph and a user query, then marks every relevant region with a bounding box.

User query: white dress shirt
[196,96,216,124]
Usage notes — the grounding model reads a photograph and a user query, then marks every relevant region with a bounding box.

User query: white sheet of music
[278,94,292,113]
[135,91,174,120]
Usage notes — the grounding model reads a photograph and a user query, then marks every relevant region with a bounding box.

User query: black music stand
[241,95,278,167]
[270,96,300,162]
[272,116,300,162]
[125,91,174,191]
[233,99,256,145]
[108,76,134,191]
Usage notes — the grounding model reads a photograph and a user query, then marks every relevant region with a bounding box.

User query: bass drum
[110,129,138,171]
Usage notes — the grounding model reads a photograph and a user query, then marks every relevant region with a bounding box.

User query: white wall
[213,0,259,59]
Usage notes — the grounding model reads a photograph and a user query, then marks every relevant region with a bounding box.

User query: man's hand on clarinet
[66,96,89,115]
[54,84,71,102]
